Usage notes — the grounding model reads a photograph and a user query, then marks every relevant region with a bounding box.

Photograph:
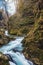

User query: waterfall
[0,37,33,65]
[5,30,9,36]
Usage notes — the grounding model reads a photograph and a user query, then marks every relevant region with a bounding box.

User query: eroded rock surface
[0,52,9,65]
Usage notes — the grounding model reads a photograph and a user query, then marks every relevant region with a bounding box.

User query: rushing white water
[0,37,33,65]
[5,30,9,36]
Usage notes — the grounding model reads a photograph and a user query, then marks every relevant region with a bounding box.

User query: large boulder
[0,52,9,65]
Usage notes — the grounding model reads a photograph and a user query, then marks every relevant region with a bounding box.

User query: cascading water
[5,30,9,36]
[0,37,33,65]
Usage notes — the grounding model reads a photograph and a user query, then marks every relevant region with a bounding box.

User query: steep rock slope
[8,0,43,64]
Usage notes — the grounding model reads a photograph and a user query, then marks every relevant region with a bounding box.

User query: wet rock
[0,52,9,61]
[32,58,40,65]
[0,52,9,65]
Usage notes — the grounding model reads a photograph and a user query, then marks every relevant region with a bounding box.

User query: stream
[0,37,33,65]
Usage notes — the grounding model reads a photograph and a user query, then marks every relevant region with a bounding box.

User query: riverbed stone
[0,52,9,65]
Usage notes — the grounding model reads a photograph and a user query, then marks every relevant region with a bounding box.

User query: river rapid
[0,37,33,65]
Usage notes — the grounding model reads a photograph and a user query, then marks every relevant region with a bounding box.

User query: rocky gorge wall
[8,0,43,65]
